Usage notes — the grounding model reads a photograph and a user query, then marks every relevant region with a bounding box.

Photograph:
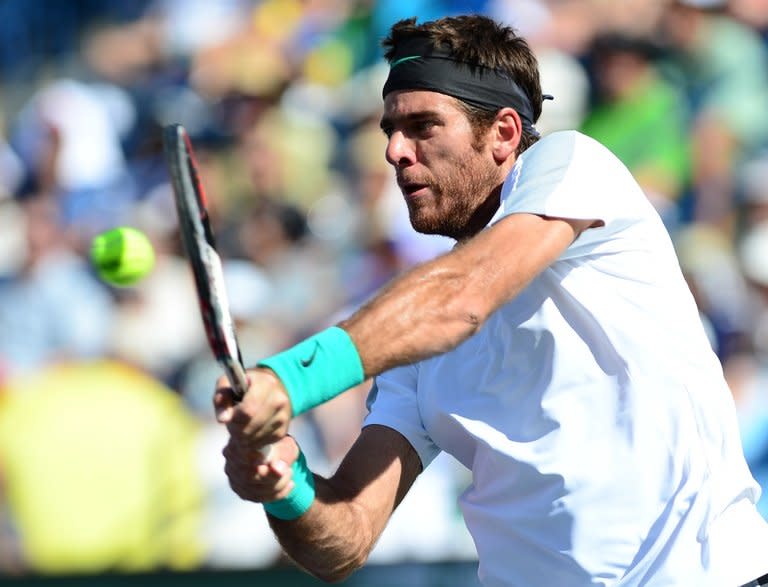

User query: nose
[385,131,415,168]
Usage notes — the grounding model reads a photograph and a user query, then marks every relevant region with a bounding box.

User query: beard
[405,151,501,241]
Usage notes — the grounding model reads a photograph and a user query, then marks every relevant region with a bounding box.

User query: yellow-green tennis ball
[90,227,155,286]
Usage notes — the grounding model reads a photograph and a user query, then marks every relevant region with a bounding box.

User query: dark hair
[382,15,543,153]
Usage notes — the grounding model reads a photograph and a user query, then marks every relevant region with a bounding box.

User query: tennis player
[215,15,768,586]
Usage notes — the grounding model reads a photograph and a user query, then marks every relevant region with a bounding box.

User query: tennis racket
[163,123,273,459]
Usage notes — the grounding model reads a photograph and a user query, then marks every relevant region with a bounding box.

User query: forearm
[340,238,499,376]
[267,476,376,582]
[265,426,420,582]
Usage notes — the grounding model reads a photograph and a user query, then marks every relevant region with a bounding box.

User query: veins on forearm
[340,257,487,377]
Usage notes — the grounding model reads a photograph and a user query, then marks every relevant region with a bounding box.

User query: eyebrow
[379,110,442,131]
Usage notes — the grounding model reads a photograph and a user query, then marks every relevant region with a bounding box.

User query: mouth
[398,180,430,198]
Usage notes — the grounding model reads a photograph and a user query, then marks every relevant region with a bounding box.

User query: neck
[456,183,504,243]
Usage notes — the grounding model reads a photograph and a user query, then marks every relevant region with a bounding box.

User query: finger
[224,453,254,480]
[255,463,271,478]
[224,445,280,482]
[269,471,294,494]
[272,480,296,501]
[227,465,294,502]
[222,441,256,465]
[225,407,262,440]
[231,481,294,503]
[257,442,275,462]
[214,385,238,423]
[266,437,300,475]
[227,414,284,454]
[268,459,290,476]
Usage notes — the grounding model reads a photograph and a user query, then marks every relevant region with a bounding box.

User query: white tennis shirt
[364,131,768,586]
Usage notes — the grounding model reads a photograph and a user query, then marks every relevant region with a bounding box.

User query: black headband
[382,36,551,135]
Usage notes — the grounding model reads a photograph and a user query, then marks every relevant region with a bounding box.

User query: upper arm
[340,212,598,376]
[323,424,422,541]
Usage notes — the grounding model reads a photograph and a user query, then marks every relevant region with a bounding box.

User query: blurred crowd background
[1,0,768,579]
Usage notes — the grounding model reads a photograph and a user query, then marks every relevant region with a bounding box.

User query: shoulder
[498,130,648,227]
[504,131,622,196]
[521,130,615,165]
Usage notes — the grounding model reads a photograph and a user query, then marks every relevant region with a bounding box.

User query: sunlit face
[380,90,503,240]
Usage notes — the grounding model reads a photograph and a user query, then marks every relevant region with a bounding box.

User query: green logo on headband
[390,55,421,69]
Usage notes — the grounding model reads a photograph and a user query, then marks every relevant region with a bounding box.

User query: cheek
[423,145,469,185]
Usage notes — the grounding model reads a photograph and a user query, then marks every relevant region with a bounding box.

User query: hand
[223,435,300,503]
[213,367,292,451]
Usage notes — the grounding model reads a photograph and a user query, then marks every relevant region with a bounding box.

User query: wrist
[257,326,365,416]
[263,447,315,520]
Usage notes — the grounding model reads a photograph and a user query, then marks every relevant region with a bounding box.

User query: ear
[491,107,523,163]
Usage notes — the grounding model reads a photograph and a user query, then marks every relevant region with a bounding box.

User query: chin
[408,210,437,234]
[409,216,457,239]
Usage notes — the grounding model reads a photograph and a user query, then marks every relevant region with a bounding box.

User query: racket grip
[228,360,250,401]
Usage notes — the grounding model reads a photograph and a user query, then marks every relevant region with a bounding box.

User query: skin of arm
[222,424,422,582]
[215,211,594,448]
[341,212,593,375]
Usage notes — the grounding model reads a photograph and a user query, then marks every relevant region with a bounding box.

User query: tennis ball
[90,227,155,287]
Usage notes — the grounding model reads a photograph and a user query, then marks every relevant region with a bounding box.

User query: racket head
[162,124,248,398]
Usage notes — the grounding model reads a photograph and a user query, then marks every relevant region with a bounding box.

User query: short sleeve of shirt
[363,364,441,469]
[496,131,656,259]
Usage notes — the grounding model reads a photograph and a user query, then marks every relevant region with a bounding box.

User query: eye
[411,119,439,138]
[380,124,393,138]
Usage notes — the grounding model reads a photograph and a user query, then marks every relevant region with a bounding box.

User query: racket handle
[227,359,250,401]
[227,360,275,461]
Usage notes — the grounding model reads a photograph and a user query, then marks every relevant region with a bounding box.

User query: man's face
[380,90,502,240]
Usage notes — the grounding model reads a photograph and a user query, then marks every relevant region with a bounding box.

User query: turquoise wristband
[263,449,315,520]
[257,326,365,416]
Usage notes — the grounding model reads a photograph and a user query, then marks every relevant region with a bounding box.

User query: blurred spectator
[0,1,151,108]
[0,193,114,381]
[0,359,205,573]
[661,0,768,231]
[9,78,139,240]
[728,0,768,40]
[738,221,768,359]
[238,105,340,212]
[737,152,768,230]
[0,124,24,202]
[675,224,753,361]
[580,33,690,230]
[534,48,590,135]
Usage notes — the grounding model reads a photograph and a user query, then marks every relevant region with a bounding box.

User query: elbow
[445,293,490,342]
[438,268,495,339]
[313,564,363,584]
[461,306,484,335]
[307,550,370,583]
[300,504,375,583]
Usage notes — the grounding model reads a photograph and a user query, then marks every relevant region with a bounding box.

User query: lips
[397,178,429,197]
